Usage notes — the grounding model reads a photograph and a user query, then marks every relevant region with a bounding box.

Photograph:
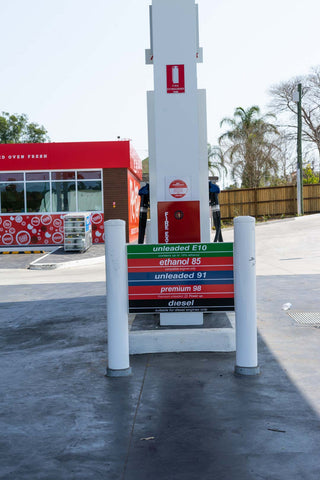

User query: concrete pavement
[223,213,320,275]
[1,214,320,479]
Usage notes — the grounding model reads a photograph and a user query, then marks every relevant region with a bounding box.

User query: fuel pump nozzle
[138,183,150,244]
[209,181,223,243]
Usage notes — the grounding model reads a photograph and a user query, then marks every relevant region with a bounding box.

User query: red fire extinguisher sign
[166,65,185,94]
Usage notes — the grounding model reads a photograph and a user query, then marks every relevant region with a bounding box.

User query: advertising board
[0,213,105,247]
[127,171,140,243]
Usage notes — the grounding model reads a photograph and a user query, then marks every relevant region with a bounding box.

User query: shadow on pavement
[0,276,320,479]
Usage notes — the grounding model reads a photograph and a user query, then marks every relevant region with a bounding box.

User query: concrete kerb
[28,255,105,270]
[28,247,105,270]
[0,246,53,254]
[0,249,46,254]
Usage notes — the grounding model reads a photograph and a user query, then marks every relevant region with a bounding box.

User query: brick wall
[103,168,130,242]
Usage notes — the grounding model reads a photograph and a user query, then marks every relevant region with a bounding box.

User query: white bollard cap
[104,219,126,227]
[234,216,255,224]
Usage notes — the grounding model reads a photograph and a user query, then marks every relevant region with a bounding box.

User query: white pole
[234,216,260,375]
[145,219,151,244]
[104,219,131,376]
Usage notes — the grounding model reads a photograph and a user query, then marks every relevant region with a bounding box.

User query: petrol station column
[146,0,210,325]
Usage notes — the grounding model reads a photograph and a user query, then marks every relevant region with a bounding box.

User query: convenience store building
[0,141,142,247]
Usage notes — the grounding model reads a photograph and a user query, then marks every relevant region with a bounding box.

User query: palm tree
[219,106,279,188]
[207,144,228,178]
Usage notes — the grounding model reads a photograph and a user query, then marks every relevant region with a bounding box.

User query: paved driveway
[1,214,320,479]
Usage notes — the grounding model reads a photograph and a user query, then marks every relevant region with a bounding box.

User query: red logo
[41,214,52,225]
[16,231,31,245]
[31,216,41,227]
[3,220,12,229]
[52,232,64,244]
[2,233,13,245]
[169,179,188,198]
[91,213,102,224]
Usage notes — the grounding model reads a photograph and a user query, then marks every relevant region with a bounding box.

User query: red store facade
[0,141,142,248]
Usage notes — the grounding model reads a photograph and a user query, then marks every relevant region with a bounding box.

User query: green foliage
[0,112,49,143]
[303,164,319,184]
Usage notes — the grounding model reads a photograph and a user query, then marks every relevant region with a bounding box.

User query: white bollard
[104,220,131,376]
[234,216,260,375]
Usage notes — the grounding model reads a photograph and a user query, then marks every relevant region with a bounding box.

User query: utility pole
[294,83,304,215]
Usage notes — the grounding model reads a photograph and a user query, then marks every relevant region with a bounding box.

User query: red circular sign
[169,179,188,198]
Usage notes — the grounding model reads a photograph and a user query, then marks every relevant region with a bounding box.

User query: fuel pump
[138,183,150,244]
[209,181,223,243]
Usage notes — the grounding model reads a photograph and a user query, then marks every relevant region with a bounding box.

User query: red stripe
[128,256,233,271]
[128,265,233,272]
[129,292,234,300]
[128,284,234,300]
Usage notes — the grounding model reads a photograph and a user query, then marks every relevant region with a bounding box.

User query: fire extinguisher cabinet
[64,213,92,252]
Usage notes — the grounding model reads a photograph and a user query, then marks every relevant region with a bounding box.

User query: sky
[1,0,320,164]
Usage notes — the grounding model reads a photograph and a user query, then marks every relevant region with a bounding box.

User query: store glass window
[52,181,76,212]
[0,173,24,182]
[52,171,75,180]
[26,172,50,181]
[26,182,50,212]
[77,171,101,180]
[0,183,25,213]
[77,180,102,211]
[0,169,103,214]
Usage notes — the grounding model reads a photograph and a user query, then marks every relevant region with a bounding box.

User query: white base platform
[160,311,204,326]
[129,313,235,354]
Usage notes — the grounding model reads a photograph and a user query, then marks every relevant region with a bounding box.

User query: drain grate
[287,311,320,326]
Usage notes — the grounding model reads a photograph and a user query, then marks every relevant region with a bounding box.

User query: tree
[0,112,50,143]
[218,106,279,188]
[266,131,297,186]
[207,144,228,178]
[269,67,320,160]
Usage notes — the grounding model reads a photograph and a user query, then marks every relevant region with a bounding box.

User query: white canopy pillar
[146,0,209,326]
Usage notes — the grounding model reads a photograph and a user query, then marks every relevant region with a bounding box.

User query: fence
[220,184,320,220]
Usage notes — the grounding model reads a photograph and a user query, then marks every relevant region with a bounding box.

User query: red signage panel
[0,141,141,175]
[127,256,233,272]
[0,213,105,247]
[166,65,185,94]
[129,284,234,300]
[129,145,143,180]
[158,200,200,244]
[127,171,140,243]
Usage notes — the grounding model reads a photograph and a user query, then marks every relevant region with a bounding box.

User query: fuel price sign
[127,242,234,313]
